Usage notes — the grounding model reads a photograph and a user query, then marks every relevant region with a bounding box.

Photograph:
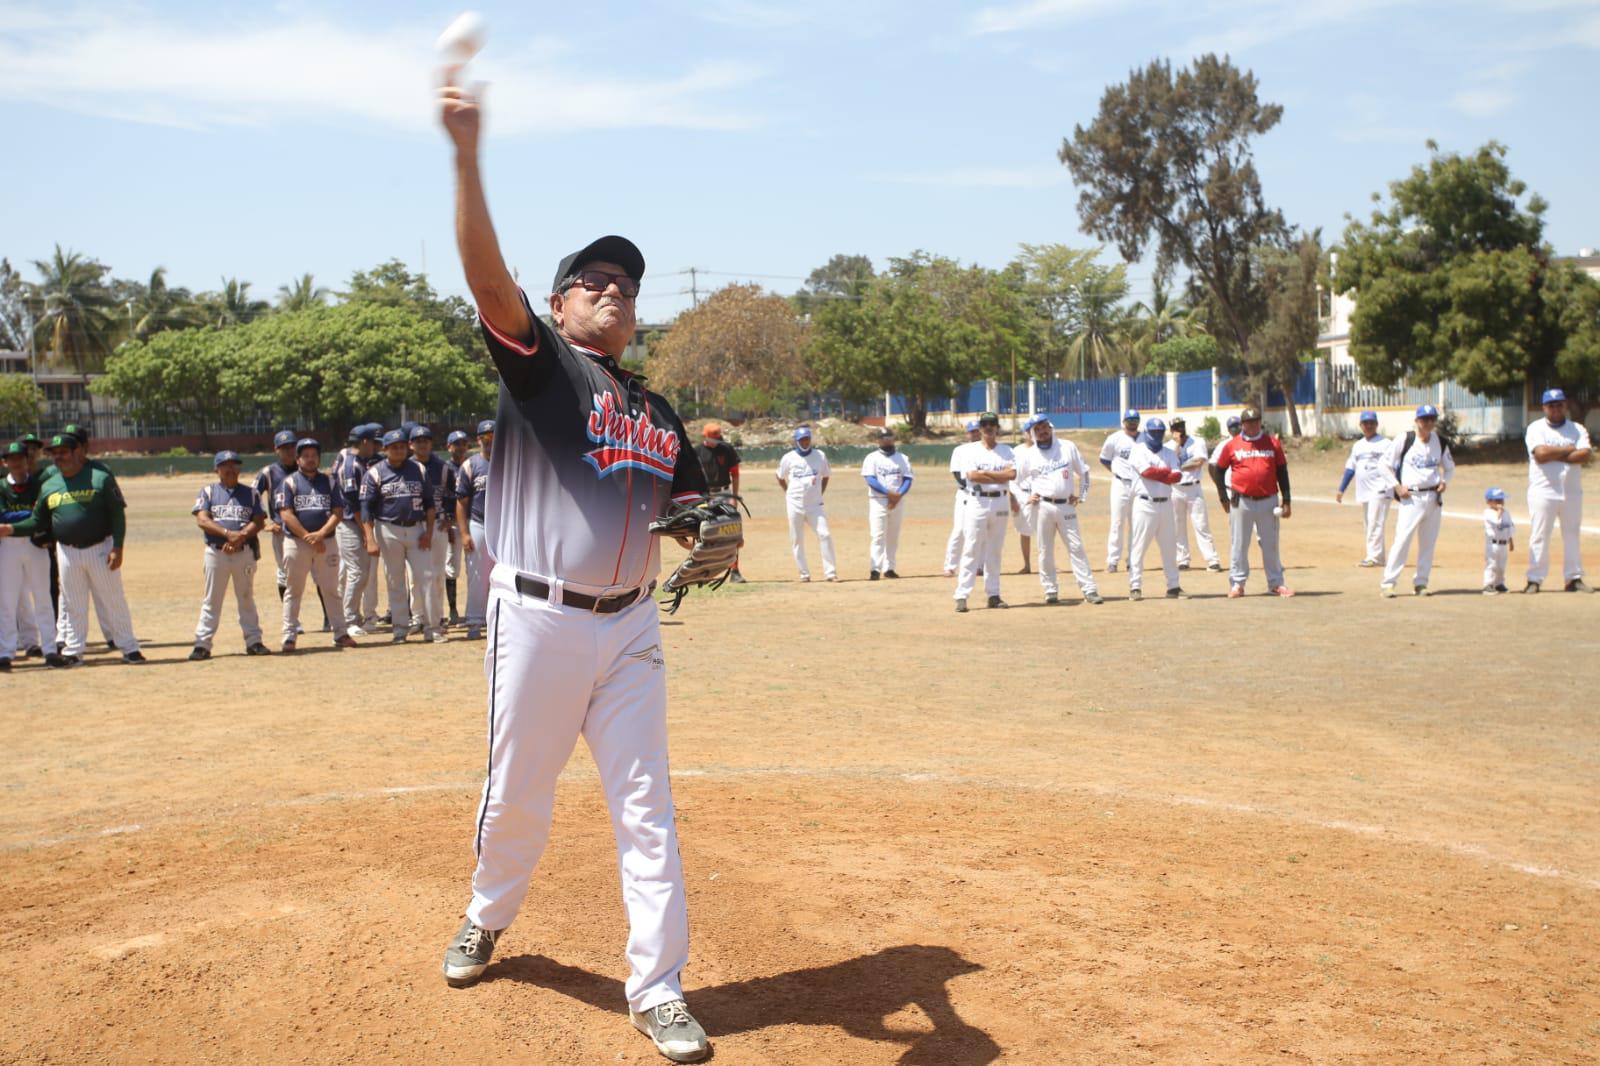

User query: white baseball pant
[786,503,836,580]
[1228,496,1286,590]
[1105,476,1133,569]
[283,538,347,644]
[1129,492,1180,593]
[1382,490,1442,589]
[867,497,905,574]
[194,545,262,651]
[943,491,965,572]
[1525,492,1584,585]
[1172,484,1219,568]
[954,496,1008,601]
[468,566,688,1015]
[410,518,449,633]
[374,522,431,637]
[1361,495,1391,565]
[1034,500,1096,598]
[336,522,378,628]
[463,519,489,630]
[270,529,287,587]
[1,538,57,658]
[56,539,138,657]
[1484,537,1509,588]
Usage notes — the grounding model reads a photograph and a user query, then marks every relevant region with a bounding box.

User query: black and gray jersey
[479,291,707,595]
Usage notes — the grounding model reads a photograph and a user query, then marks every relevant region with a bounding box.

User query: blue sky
[3,0,1597,322]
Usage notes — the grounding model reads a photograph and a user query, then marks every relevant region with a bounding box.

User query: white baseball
[436,11,487,63]
[1272,506,1284,517]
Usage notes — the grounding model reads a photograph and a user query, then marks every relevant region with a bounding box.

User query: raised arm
[439,68,530,340]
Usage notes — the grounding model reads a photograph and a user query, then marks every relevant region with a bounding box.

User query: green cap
[18,432,42,446]
[62,422,89,441]
[3,441,25,457]
[48,433,76,450]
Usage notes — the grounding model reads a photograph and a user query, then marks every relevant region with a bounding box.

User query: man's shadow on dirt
[492,943,1001,1064]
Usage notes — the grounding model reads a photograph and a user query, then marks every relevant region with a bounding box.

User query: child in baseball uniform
[1482,487,1514,595]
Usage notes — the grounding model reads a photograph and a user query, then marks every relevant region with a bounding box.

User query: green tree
[1064,264,1134,377]
[95,326,248,449]
[276,273,331,312]
[1128,279,1193,368]
[197,277,269,328]
[1059,55,1288,364]
[31,245,118,417]
[343,260,488,390]
[1145,334,1220,373]
[0,374,44,431]
[125,267,201,341]
[1334,141,1600,419]
[1245,235,1323,436]
[1010,243,1100,380]
[793,254,875,315]
[0,259,35,357]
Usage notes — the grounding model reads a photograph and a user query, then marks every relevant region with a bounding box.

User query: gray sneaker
[1084,591,1104,604]
[631,1000,709,1063]
[442,918,501,987]
[1566,578,1593,593]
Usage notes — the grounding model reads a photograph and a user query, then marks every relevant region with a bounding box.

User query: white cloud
[969,0,1116,36]
[0,8,766,134]
[1451,88,1514,117]
[865,167,1069,189]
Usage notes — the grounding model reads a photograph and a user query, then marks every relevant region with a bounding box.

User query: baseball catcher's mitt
[650,493,747,613]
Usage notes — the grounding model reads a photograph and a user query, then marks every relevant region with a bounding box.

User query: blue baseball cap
[964,419,980,433]
[1415,403,1439,419]
[347,425,362,443]
[793,425,812,441]
[446,430,469,445]
[272,430,297,448]
[1021,414,1039,431]
[1122,408,1140,422]
[1226,415,1242,428]
[1144,417,1166,434]
[1542,388,1567,405]
[1359,410,1378,422]
[382,429,407,447]
[213,449,241,468]
[409,424,433,441]
[1485,487,1506,501]
[295,437,320,454]
[476,419,496,436]
[356,424,381,442]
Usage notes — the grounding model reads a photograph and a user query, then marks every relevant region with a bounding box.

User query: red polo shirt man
[1212,406,1294,598]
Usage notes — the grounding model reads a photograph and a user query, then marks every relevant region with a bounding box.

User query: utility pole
[688,267,701,307]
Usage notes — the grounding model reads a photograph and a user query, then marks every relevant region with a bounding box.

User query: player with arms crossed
[438,69,712,1063]
[1523,388,1592,593]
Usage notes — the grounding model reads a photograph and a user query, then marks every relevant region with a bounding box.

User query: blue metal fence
[1036,378,1121,429]
[1128,374,1166,411]
[1176,370,1211,409]
[1266,363,1317,407]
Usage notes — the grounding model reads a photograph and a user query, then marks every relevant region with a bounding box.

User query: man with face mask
[1015,416,1102,605]
[861,428,913,579]
[776,426,836,582]
[1126,418,1185,601]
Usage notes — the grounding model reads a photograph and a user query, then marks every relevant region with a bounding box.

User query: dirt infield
[3,449,1597,1063]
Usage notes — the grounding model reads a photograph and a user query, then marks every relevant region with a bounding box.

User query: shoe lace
[460,925,492,955]
[654,1000,691,1027]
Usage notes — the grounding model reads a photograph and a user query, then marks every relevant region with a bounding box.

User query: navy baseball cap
[1226,415,1242,428]
[295,437,320,454]
[273,430,297,448]
[4,441,25,457]
[1542,388,1567,405]
[446,430,469,445]
[1485,486,1506,501]
[1415,403,1439,419]
[1144,417,1166,434]
[382,429,407,447]
[1359,410,1378,422]
[213,449,241,468]
[476,419,496,436]
[794,425,812,441]
[347,426,362,443]
[409,425,433,441]
[551,235,645,295]
[964,419,980,432]
[1122,408,1140,422]
[358,424,382,441]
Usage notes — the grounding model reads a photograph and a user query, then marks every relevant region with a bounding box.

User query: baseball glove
[650,493,747,613]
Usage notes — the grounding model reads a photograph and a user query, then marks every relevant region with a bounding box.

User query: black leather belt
[1137,494,1170,503]
[1490,539,1509,545]
[516,574,653,614]
[969,490,1004,498]
[380,518,418,527]
[1041,497,1071,504]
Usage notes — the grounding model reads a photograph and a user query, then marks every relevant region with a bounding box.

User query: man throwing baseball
[439,70,711,1063]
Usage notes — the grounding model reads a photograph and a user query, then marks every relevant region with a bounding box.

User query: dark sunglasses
[563,270,640,298]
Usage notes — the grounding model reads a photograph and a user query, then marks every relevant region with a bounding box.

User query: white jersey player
[1015,418,1102,604]
[1335,411,1392,567]
[943,420,981,576]
[776,426,836,582]
[953,413,1015,611]
[861,429,913,579]
[1379,404,1455,596]
[1523,388,1592,594]
[1126,418,1186,600]
[1168,417,1219,571]
[1098,410,1141,571]
[1481,488,1515,595]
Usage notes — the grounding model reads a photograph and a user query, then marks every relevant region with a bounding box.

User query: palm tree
[276,273,330,312]
[32,245,117,418]
[199,278,269,328]
[130,267,201,340]
[1065,266,1133,378]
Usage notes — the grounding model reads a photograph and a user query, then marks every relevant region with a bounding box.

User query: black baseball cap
[3,441,25,457]
[1240,406,1263,422]
[18,432,42,446]
[62,422,89,442]
[551,235,645,294]
[977,412,1000,426]
[47,433,76,450]
[273,429,297,448]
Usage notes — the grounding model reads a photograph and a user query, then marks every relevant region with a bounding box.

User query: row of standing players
[0,419,495,671]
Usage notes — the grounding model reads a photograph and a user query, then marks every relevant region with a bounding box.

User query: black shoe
[727,570,747,584]
[45,653,69,668]
[1495,584,1509,593]
[1166,587,1188,599]
[884,570,900,579]
[105,640,117,651]
[60,654,83,667]
[954,598,968,613]
[987,595,1007,609]
[869,570,880,581]
[245,642,272,656]
[1566,579,1593,593]
[379,612,393,625]
[1523,582,1540,594]
[0,658,9,673]
[24,645,42,659]
[122,650,147,664]
[188,647,211,662]
[1207,563,1222,572]
[1178,563,1191,571]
